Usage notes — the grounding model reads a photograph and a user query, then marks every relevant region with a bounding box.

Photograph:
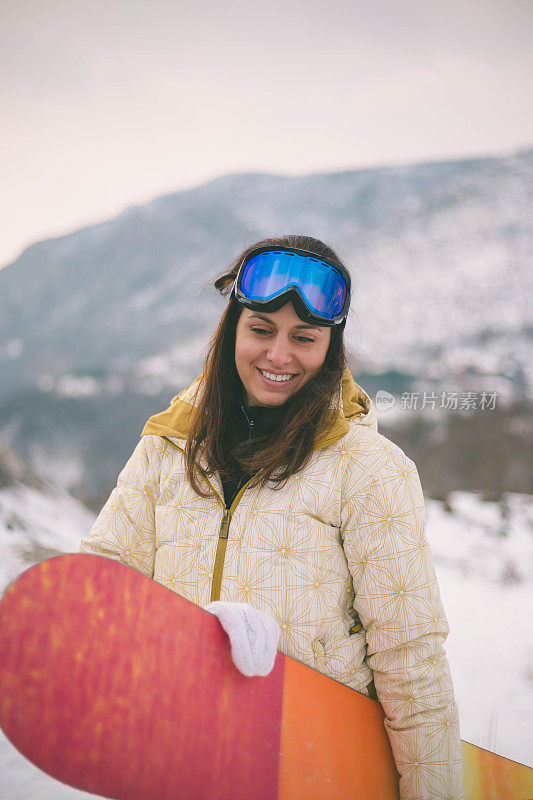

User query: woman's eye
[251,327,271,336]
[295,335,314,344]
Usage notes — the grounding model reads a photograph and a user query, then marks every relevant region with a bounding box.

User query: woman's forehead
[242,305,327,333]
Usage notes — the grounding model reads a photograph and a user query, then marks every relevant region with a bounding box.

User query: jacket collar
[141,368,377,448]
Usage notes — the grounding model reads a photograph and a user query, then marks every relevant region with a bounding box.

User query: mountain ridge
[0,146,531,505]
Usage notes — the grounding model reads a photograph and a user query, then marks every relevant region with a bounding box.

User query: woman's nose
[266,336,292,366]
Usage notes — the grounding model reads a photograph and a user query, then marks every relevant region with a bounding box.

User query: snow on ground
[0,483,95,594]
[426,492,533,768]
[0,486,531,798]
[0,739,98,800]
[0,477,101,799]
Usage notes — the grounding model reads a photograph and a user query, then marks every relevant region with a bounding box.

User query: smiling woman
[81,234,463,800]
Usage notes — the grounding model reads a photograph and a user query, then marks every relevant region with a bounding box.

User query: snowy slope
[0,449,99,798]
[0,458,531,796]
[426,492,533,767]
[0,451,95,594]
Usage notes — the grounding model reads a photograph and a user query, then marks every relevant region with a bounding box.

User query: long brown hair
[185,234,348,497]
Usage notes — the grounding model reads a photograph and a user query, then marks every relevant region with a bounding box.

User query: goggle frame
[232,246,351,327]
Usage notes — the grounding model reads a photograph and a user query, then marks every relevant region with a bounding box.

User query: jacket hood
[141,368,377,449]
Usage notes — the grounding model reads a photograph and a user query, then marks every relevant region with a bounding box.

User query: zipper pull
[219,509,231,539]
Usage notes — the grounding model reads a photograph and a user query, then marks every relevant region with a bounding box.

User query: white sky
[1,0,532,268]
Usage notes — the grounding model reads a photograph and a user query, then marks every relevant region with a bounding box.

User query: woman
[81,234,463,800]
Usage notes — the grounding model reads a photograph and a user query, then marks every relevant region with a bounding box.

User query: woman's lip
[256,367,297,385]
[257,368,295,376]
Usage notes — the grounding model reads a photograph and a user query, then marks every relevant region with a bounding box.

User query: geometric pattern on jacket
[80,369,463,800]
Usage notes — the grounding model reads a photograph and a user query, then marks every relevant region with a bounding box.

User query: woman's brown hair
[185,234,348,497]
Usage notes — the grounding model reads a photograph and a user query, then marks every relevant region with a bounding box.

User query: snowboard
[0,554,531,800]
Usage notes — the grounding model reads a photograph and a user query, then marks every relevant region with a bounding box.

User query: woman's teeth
[260,369,293,382]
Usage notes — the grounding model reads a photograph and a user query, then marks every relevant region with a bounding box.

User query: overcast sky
[1,0,532,267]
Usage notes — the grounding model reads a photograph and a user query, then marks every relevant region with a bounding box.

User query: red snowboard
[1,554,532,800]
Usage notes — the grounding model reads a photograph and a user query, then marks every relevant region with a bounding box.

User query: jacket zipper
[210,406,256,599]
[240,404,254,443]
[209,475,258,600]
[162,436,254,602]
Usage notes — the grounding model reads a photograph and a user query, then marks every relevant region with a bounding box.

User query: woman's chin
[247,372,299,406]
[247,382,295,407]
[249,391,290,407]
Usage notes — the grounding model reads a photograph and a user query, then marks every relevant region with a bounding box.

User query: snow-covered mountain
[1,148,532,403]
[0,446,531,798]
[0,148,532,507]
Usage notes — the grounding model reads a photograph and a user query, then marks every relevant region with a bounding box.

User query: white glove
[205,601,280,677]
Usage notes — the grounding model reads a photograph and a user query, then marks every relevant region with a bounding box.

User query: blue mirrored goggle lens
[239,252,347,319]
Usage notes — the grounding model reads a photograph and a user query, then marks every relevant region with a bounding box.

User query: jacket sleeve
[80,435,163,578]
[341,448,463,800]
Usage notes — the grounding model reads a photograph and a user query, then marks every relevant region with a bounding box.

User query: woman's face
[235,302,331,407]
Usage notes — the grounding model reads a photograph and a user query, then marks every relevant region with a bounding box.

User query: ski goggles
[232,246,351,326]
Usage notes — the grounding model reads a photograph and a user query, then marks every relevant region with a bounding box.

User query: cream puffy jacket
[81,370,463,800]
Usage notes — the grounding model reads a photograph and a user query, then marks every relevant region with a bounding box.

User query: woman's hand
[205,601,280,677]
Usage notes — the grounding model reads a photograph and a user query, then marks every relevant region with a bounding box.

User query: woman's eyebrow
[248,313,322,332]
[294,323,322,332]
[248,314,274,323]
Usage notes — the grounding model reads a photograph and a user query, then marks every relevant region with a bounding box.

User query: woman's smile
[257,368,296,384]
